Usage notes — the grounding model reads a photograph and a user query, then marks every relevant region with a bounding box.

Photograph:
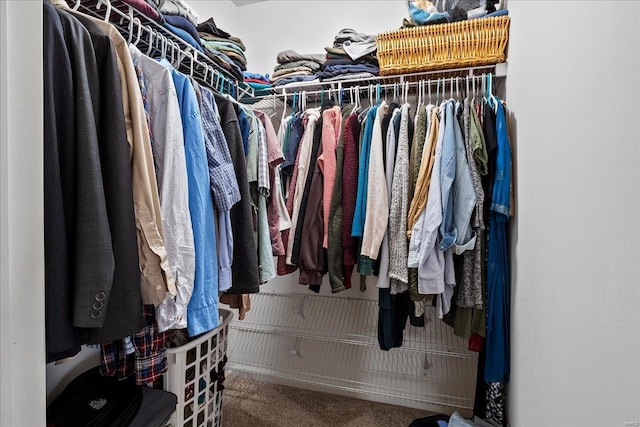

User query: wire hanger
[73,0,81,10]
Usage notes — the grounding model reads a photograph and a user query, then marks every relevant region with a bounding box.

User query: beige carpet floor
[221,373,435,427]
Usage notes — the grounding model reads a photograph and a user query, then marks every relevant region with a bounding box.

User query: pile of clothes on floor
[403,0,506,27]
[270,50,326,87]
[317,28,379,82]
[410,412,500,427]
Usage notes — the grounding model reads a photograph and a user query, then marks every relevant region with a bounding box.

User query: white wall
[0,1,45,426]
[507,1,640,425]
[191,0,241,39]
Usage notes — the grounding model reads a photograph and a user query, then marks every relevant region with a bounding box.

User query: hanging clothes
[326,104,356,292]
[286,108,321,265]
[388,103,412,294]
[161,60,219,337]
[198,85,241,292]
[129,45,195,333]
[377,103,401,290]
[214,93,261,295]
[341,113,362,289]
[44,1,82,361]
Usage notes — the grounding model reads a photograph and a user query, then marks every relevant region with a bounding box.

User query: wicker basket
[376,16,510,75]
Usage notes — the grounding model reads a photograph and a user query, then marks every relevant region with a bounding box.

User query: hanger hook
[96,0,112,22]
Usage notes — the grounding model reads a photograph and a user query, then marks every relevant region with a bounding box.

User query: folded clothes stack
[317,28,379,81]
[271,50,326,87]
[121,0,164,22]
[198,17,247,81]
[243,71,272,96]
[152,0,204,52]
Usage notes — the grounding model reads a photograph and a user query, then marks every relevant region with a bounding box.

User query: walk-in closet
[1,1,639,427]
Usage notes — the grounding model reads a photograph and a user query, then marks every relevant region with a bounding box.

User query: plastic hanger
[132,18,143,47]
[161,36,167,59]
[126,7,135,44]
[405,81,410,104]
[72,0,81,10]
[280,89,288,125]
[96,0,112,22]
[209,67,216,89]
[187,51,194,77]
[145,27,154,56]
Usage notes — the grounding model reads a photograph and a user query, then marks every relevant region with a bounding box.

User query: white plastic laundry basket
[164,309,233,427]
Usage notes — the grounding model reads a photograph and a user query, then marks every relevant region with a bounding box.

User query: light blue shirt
[351,105,378,238]
[160,59,219,336]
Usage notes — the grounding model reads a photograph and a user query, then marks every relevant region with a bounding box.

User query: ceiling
[230,0,268,6]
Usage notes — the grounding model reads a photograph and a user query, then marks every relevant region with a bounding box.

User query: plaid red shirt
[100,305,167,385]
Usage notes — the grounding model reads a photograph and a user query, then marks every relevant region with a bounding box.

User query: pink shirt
[318,106,342,248]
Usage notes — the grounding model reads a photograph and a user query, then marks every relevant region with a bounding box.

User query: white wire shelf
[226,328,477,410]
[229,292,476,357]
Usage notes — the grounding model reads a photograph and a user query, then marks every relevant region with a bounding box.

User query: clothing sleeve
[298,160,325,288]
[57,10,115,328]
[200,88,241,212]
[217,210,233,293]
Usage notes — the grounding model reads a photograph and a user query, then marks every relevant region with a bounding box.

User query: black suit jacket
[44,1,80,363]
[69,11,146,344]
[213,94,260,294]
[56,8,115,329]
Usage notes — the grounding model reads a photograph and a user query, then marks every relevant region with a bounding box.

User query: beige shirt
[407,106,440,237]
[54,0,175,305]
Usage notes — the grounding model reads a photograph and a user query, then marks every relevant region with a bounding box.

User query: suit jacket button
[93,301,104,310]
[91,309,102,319]
[95,291,106,301]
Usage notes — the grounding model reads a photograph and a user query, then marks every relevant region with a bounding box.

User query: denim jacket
[438,100,477,253]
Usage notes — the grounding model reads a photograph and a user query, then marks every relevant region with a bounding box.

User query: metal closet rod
[250,64,505,102]
[74,0,254,99]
